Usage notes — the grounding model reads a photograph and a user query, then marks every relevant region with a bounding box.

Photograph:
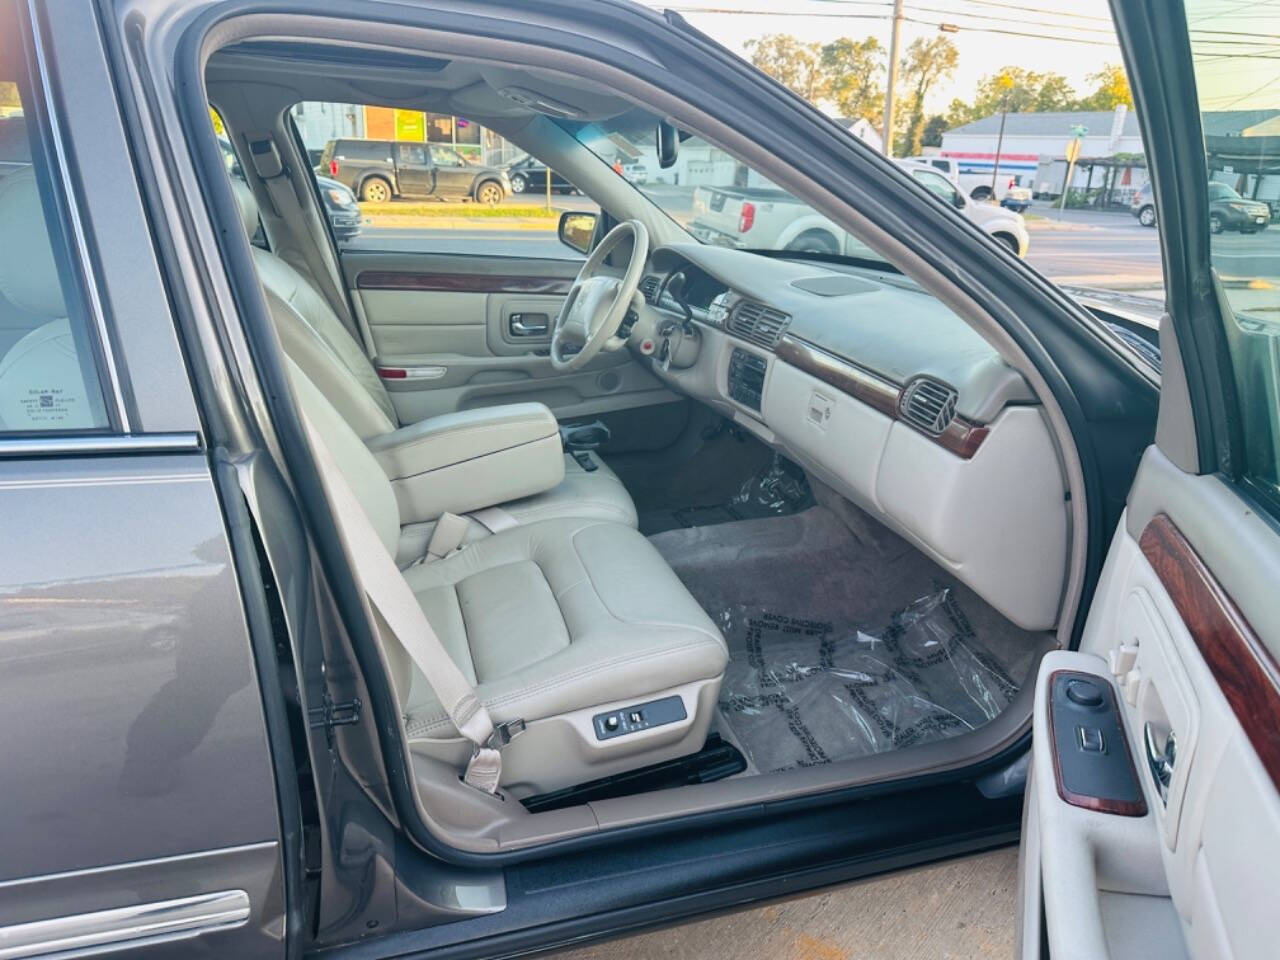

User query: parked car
[503,154,575,194]
[1000,188,1032,213]
[320,138,510,203]
[1,2,1275,960]
[220,137,361,240]
[1130,180,1157,227]
[1207,180,1270,234]
[621,159,649,184]
[689,159,1029,257]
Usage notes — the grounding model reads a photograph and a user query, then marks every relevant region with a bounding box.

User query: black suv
[320,138,510,203]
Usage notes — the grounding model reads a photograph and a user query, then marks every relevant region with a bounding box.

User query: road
[349,204,1280,301]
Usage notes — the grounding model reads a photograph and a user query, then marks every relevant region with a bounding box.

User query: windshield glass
[555,108,883,262]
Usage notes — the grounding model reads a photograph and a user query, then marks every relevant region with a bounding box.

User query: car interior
[0,32,1081,856]
[212,39,1081,854]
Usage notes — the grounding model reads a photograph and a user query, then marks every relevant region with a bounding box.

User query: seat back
[233,179,398,439]
[286,356,417,707]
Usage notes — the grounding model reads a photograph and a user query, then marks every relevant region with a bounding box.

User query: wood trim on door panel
[775,335,989,459]
[355,271,573,295]
[1139,513,1280,794]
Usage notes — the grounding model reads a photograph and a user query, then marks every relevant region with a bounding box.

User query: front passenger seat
[230,181,637,545]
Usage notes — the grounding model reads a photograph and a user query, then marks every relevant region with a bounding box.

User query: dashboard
[627,242,1070,634]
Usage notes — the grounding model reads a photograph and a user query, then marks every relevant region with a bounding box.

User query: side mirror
[559,211,597,254]
[656,120,679,169]
[952,192,966,209]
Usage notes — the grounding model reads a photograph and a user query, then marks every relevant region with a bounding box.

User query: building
[941,107,1280,207]
[941,107,1145,203]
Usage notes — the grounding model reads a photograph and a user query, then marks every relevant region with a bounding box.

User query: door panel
[341,249,676,421]
[1021,448,1280,960]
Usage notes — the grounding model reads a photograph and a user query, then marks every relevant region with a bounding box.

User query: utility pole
[882,0,904,156]
[989,94,1009,200]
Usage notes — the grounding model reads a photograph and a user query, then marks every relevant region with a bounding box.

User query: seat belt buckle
[480,718,526,753]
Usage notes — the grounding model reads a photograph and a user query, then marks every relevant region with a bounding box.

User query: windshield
[554,108,884,262]
[1208,182,1242,202]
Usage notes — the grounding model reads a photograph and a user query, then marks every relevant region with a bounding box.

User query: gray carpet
[649,505,1057,774]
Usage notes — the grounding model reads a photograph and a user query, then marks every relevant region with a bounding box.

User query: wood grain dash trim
[776,335,900,418]
[1139,513,1280,795]
[775,335,988,458]
[355,271,573,295]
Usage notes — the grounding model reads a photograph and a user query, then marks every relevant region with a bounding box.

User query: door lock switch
[1077,725,1106,753]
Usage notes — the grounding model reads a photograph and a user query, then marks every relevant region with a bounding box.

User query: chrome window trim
[23,0,132,432]
[0,890,250,959]
[0,432,201,459]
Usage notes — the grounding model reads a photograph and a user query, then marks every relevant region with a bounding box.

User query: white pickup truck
[689,159,1029,258]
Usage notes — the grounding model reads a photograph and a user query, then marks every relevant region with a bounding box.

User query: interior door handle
[1143,722,1177,805]
[510,313,549,336]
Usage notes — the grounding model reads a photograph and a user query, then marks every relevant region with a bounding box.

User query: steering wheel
[550,219,649,371]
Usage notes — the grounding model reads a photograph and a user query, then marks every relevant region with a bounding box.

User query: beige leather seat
[231,182,638,548]
[291,359,727,797]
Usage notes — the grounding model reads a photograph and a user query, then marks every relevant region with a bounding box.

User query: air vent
[640,275,661,305]
[899,377,958,435]
[727,300,791,349]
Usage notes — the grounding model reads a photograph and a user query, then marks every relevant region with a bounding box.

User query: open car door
[1018,3,1280,958]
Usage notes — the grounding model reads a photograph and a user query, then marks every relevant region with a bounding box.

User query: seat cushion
[394,451,638,565]
[500,451,638,527]
[398,517,727,739]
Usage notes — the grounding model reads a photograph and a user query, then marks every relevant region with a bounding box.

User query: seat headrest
[0,167,66,318]
[232,178,260,240]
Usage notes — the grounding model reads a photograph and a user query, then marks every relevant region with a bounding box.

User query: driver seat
[231,181,637,556]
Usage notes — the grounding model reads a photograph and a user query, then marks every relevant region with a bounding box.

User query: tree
[946,66,1076,128]
[1075,64,1133,111]
[822,36,886,125]
[895,35,959,156]
[744,34,828,103]
[920,114,949,148]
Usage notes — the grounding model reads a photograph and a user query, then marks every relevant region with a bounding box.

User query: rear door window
[0,0,111,433]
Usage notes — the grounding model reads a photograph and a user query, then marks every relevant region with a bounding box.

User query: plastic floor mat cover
[715,589,1021,773]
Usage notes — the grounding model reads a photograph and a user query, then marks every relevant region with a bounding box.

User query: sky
[641,0,1128,115]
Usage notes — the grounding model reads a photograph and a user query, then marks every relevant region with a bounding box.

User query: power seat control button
[593,695,687,741]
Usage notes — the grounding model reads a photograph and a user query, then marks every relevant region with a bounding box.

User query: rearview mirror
[656,120,679,169]
[559,211,597,254]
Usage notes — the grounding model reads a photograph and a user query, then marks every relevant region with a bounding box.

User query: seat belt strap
[468,505,519,534]
[426,511,470,559]
[299,413,515,793]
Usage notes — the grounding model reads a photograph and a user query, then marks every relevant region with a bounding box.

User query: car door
[393,141,434,198]
[1017,3,1280,958]
[0,2,287,956]
[427,144,473,197]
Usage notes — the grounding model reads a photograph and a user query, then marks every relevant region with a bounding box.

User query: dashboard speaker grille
[640,275,661,305]
[899,377,958,435]
[727,300,791,349]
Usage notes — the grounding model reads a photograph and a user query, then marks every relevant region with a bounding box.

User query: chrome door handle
[509,314,549,336]
[1143,722,1176,805]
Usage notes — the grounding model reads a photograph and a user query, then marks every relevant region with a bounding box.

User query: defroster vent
[640,275,661,305]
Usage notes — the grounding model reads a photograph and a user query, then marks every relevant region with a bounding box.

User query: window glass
[429,145,463,167]
[912,168,962,206]
[1184,0,1280,502]
[291,100,600,256]
[0,0,110,433]
[398,143,427,166]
